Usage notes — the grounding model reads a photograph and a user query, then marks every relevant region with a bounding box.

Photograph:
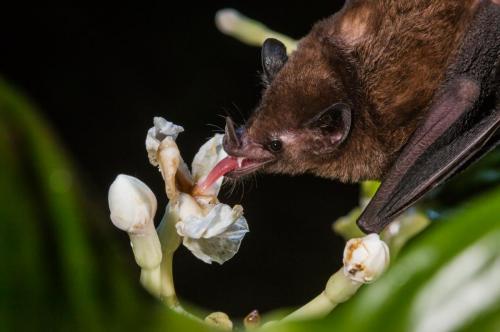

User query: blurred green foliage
[0,79,211,332]
[279,186,500,332]
[0,78,499,331]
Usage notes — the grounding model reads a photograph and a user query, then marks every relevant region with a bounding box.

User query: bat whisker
[206,123,225,133]
[231,102,247,125]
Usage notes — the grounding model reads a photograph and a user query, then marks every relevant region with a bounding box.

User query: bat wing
[357,1,500,233]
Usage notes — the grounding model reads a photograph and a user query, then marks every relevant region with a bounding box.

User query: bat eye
[268,139,282,153]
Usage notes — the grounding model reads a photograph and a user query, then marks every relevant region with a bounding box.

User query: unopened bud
[244,310,261,330]
[343,233,390,283]
[205,312,233,331]
[108,174,162,270]
[108,174,157,234]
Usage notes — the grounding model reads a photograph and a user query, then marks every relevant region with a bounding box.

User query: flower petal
[191,134,228,196]
[175,203,242,239]
[146,117,193,201]
[108,174,157,234]
[182,216,249,264]
[146,117,184,166]
[201,204,238,238]
[343,233,390,283]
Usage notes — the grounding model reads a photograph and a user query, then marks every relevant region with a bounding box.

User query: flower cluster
[145,117,249,264]
[108,117,249,303]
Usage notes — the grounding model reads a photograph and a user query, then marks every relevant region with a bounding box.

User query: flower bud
[108,174,162,270]
[214,8,298,52]
[215,9,241,35]
[108,174,157,234]
[343,233,390,283]
[205,312,233,331]
[244,310,261,330]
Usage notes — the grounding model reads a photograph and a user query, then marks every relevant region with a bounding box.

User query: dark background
[0,1,359,317]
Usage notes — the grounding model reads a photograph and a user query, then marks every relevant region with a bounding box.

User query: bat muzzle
[222,117,275,178]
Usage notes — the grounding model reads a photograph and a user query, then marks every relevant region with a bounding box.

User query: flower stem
[158,248,204,323]
[140,267,162,297]
[284,269,362,321]
[215,9,298,53]
[129,225,163,270]
[156,205,182,308]
[160,252,178,307]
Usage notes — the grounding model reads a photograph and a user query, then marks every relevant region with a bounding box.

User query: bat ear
[261,38,288,84]
[305,102,352,154]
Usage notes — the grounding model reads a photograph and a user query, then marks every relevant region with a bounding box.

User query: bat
[199,0,499,234]
[358,0,500,232]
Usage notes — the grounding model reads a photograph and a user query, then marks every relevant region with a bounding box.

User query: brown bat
[199,0,499,233]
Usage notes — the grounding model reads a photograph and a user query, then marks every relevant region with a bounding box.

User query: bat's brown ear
[305,102,352,154]
[261,38,288,84]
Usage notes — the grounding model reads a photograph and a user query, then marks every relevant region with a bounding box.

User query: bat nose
[223,117,244,155]
[235,125,245,138]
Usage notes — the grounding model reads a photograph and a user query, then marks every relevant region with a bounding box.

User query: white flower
[146,117,184,166]
[108,174,162,270]
[343,233,390,283]
[108,174,157,234]
[146,117,249,265]
[145,117,192,201]
[178,135,248,264]
[191,134,228,196]
[175,194,249,264]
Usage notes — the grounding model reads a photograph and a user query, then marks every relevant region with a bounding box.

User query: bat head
[223,27,359,180]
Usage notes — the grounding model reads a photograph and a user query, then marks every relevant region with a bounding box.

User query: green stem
[160,252,178,307]
[140,267,162,297]
[129,224,163,270]
[284,269,362,321]
[158,246,204,322]
[154,206,203,323]
[215,9,298,53]
[284,292,337,321]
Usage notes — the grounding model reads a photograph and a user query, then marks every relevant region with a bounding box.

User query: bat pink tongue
[193,156,239,195]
